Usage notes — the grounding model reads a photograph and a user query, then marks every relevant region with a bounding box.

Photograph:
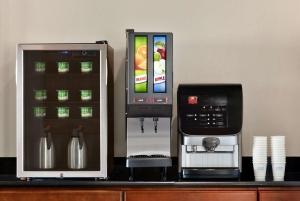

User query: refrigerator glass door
[17,45,107,178]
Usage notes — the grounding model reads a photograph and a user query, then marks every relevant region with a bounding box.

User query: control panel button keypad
[184,105,227,128]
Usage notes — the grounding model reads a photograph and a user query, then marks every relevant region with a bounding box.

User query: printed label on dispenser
[134,36,148,93]
[153,35,166,93]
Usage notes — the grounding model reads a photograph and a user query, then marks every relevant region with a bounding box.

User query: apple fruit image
[154,52,161,61]
[154,59,165,75]
[157,48,166,60]
[135,45,147,70]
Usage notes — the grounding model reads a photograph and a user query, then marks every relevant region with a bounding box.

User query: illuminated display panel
[153,35,166,93]
[134,36,148,93]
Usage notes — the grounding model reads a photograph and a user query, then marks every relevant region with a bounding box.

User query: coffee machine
[125,29,173,180]
[178,84,243,179]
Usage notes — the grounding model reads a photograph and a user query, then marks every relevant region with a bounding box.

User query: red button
[188,96,198,104]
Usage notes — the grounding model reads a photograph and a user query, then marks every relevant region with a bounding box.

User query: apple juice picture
[134,36,148,93]
[153,36,166,93]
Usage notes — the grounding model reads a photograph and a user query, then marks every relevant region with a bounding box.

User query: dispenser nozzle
[153,117,158,133]
[139,118,144,133]
[203,137,220,152]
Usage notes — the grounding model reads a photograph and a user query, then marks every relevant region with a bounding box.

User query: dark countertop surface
[0,175,300,187]
[1,157,300,188]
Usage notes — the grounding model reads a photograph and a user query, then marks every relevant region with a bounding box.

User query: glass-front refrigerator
[16,43,114,178]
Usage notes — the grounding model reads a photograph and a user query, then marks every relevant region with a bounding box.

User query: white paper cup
[271,147,285,150]
[272,160,286,163]
[253,150,267,153]
[254,141,268,144]
[272,156,286,160]
[271,137,285,146]
[271,145,285,148]
[271,148,286,151]
[272,159,286,163]
[254,137,268,146]
[253,154,267,158]
[271,136,285,140]
[272,162,286,181]
[254,136,268,140]
[254,151,267,153]
[253,158,267,161]
[271,153,286,157]
[271,152,286,156]
[253,145,268,148]
[253,156,267,159]
[271,135,286,166]
[253,145,268,149]
[272,152,286,155]
[253,162,267,181]
[253,152,267,162]
[253,158,267,162]
[253,154,268,157]
[252,136,268,167]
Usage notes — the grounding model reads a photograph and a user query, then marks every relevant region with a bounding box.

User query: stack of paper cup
[252,136,268,181]
[271,136,286,181]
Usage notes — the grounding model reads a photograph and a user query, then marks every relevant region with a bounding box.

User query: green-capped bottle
[80,90,92,101]
[80,61,93,73]
[34,90,47,101]
[80,107,92,118]
[57,62,69,73]
[57,90,69,101]
[35,62,46,72]
[57,107,69,118]
[34,107,46,117]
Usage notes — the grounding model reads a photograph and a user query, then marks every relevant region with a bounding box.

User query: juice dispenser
[125,29,173,180]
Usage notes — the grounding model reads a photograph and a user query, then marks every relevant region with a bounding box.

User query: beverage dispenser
[125,29,173,180]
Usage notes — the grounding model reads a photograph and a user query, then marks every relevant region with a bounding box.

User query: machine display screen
[134,36,148,93]
[153,35,166,93]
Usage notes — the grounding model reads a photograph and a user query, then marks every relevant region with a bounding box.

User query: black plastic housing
[177,84,243,135]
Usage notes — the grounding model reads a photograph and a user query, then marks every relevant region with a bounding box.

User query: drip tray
[182,168,240,180]
[126,157,172,168]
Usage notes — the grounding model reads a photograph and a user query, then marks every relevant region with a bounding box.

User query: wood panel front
[259,190,300,201]
[125,189,257,201]
[0,188,121,201]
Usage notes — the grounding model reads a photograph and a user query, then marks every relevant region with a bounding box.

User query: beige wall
[1,0,300,157]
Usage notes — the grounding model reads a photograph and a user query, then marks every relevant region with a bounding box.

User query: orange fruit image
[135,45,147,70]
